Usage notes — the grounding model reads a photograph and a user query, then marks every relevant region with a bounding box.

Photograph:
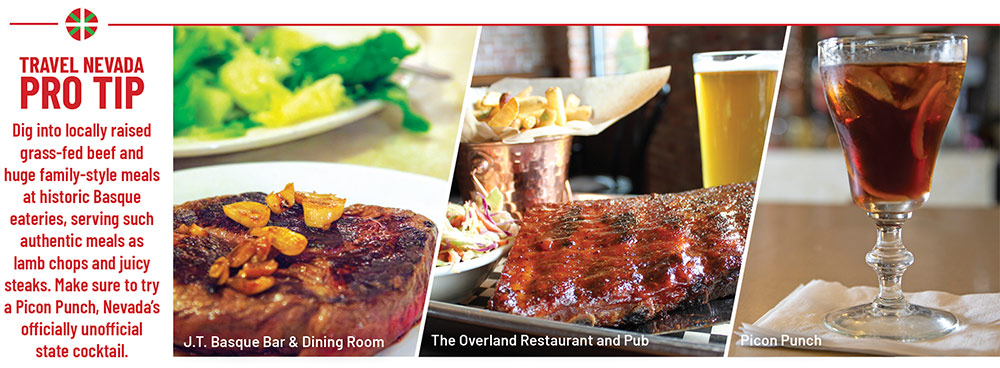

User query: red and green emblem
[65,8,98,40]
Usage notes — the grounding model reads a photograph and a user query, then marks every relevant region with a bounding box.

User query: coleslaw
[436,188,519,268]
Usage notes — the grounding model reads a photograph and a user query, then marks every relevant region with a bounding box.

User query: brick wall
[566,26,591,78]
[474,26,563,78]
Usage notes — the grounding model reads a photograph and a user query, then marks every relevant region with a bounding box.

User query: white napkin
[736,279,1000,356]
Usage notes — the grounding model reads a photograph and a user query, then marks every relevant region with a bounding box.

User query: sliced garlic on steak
[208,257,230,285]
[227,270,275,295]
[189,224,208,237]
[241,258,279,278]
[265,183,298,215]
[208,257,228,278]
[223,201,270,228]
[278,183,296,206]
[266,193,285,214]
[294,192,346,230]
[249,226,307,256]
[227,240,258,267]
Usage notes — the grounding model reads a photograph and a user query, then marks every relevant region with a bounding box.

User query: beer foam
[693,51,784,73]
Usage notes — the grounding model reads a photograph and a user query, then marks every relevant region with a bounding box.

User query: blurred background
[763,26,999,207]
[469,26,786,195]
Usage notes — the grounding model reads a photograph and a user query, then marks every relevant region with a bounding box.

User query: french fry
[498,92,513,107]
[488,97,519,130]
[516,96,547,117]
[481,91,502,107]
[522,116,538,130]
[566,105,592,121]
[545,87,567,126]
[537,107,556,127]
[515,86,533,99]
[473,106,493,121]
[565,93,581,111]
[510,118,522,131]
[474,86,592,136]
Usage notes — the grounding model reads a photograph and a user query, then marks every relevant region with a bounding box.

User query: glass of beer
[693,50,782,188]
[818,33,967,341]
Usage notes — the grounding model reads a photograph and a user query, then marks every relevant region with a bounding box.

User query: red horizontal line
[106,23,999,27]
[109,23,545,26]
[10,22,58,26]
[110,23,489,26]
[785,23,999,26]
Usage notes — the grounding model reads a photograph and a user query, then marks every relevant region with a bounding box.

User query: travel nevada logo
[66,8,98,40]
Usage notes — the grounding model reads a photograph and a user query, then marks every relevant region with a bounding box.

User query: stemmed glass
[817,34,967,341]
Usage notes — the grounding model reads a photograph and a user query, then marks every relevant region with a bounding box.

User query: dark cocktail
[818,34,967,341]
[822,62,965,211]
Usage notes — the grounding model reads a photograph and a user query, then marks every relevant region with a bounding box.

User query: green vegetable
[250,28,318,80]
[218,49,292,114]
[360,81,430,133]
[173,26,244,82]
[173,69,234,135]
[184,118,262,139]
[287,30,418,87]
[252,74,352,127]
[252,27,319,78]
[173,27,429,138]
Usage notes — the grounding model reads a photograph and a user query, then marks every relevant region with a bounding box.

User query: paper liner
[462,66,672,144]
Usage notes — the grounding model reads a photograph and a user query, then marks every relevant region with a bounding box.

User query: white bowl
[429,245,510,303]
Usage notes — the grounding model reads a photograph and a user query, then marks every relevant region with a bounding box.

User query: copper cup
[455,135,573,221]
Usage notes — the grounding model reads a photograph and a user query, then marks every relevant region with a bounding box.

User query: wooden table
[174,26,476,181]
[728,203,1000,357]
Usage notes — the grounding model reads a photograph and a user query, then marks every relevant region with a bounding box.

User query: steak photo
[489,181,754,326]
[172,190,436,356]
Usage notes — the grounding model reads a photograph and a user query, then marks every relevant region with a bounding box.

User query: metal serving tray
[420,296,732,356]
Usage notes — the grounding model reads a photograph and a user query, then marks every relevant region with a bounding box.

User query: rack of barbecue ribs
[489,181,754,327]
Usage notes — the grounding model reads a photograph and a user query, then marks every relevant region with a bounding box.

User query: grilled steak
[489,181,754,327]
[173,192,435,355]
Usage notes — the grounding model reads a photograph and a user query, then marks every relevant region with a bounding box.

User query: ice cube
[825,83,862,123]
[845,67,895,105]
[878,65,920,87]
[900,67,946,111]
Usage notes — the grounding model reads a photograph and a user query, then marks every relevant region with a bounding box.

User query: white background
[1,1,174,366]
[1,0,997,367]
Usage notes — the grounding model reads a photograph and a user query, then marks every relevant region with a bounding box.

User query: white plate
[173,26,424,158]
[430,244,511,303]
[174,162,448,356]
